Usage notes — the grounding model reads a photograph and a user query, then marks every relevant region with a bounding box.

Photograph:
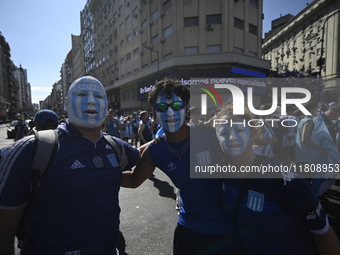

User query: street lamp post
[144,46,160,83]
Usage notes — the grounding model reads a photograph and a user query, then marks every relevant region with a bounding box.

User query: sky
[0,0,312,105]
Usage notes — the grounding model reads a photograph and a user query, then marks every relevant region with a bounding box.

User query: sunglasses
[154,101,186,112]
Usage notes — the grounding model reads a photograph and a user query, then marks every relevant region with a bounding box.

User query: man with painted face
[121,78,247,255]
[0,76,140,255]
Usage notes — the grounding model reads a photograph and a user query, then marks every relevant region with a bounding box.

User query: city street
[3,124,340,255]
[0,125,179,255]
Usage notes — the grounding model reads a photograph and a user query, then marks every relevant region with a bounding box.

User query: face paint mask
[154,92,186,133]
[216,123,250,157]
[65,76,108,128]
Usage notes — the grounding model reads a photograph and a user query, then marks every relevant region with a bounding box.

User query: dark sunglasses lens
[172,102,184,111]
[156,104,168,112]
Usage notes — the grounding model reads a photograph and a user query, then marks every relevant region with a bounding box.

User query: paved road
[119,169,179,255]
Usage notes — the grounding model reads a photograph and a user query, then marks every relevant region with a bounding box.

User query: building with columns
[80,0,270,114]
[262,0,340,94]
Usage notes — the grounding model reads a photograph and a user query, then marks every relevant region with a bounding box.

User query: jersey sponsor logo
[71,160,85,169]
[107,153,119,167]
[196,151,211,165]
[93,156,104,168]
[167,162,177,171]
[65,250,80,255]
[247,190,264,212]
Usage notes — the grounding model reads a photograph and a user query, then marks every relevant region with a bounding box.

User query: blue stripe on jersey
[0,136,34,195]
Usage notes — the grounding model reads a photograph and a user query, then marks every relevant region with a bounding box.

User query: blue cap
[34,110,58,126]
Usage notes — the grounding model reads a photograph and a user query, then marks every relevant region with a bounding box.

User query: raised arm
[121,147,156,188]
[313,226,340,255]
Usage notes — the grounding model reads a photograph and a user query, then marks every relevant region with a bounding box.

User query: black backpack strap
[16,129,59,242]
[31,129,59,188]
[103,135,128,170]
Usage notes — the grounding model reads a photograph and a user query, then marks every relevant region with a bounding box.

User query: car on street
[7,120,18,139]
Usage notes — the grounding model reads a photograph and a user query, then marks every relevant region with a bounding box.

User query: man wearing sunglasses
[121,78,246,254]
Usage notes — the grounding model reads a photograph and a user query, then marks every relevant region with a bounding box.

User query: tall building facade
[0,32,18,120]
[262,0,340,89]
[80,0,270,113]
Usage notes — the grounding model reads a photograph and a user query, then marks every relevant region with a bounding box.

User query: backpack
[15,129,128,242]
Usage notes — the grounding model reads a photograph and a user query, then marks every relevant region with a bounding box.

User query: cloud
[31,86,53,104]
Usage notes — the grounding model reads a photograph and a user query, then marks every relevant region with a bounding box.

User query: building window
[151,11,158,21]
[119,5,123,14]
[234,18,244,30]
[207,45,221,53]
[133,28,139,36]
[164,25,172,37]
[126,34,131,42]
[127,53,131,61]
[119,22,124,30]
[120,40,124,48]
[133,7,138,17]
[184,47,199,55]
[114,29,118,39]
[133,47,139,56]
[234,47,244,53]
[206,14,221,25]
[163,0,172,12]
[126,15,131,24]
[164,52,172,59]
[184,17,199,27]
[151,35,159,45]
[249,0,258,8]
[141,20,148,29]
[249,51,257,57]
[249,24,258,35]
[120,57,125,65]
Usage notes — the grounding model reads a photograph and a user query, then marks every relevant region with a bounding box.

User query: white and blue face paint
[66,76,108,128]
[216,119,251,157]
[155,92,186,133]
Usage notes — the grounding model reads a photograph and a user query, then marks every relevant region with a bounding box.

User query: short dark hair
[148,78,190,107]
[303,101,318,111]
[329,105,340,113]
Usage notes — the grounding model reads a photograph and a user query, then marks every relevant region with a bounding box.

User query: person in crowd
[122,116,133,144]
[121,78,247,255]
[321,105,340,142]
[252,103,278,158]
[131,112,140,147]
[138,111,154,146]
[101,113,109,133]
[107,108,122,138]
[295,102,327,172]
[214,103,340,255]
[0,76,140,255]
[27,109,59,135]
[189,108,202,126]
[280,105,300,163]
[15,118,28,141]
